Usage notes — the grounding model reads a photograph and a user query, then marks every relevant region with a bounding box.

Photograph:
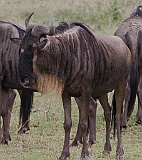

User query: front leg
[99,95,111,155]
[59,93,72,160]
[80,88,91,159]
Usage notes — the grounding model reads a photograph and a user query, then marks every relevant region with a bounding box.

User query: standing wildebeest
[115,5,142,127]
[0,20,34,143]
[0,19,95,145]
[14,14,136,159]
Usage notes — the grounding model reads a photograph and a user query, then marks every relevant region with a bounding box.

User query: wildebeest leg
[0,117,2,142]
[136,103,142,125]
[80,89,91,159]
[0,89,16,144]
[88,97,97,146]
[114,81,126,159]
[2,114,11,144]
[7,89,16,126]
[136,77,142,125]
[71,97,82,146]
[98,94,111,155]
[121,83,130,128]
[59,92,71,160]
[71,97,97,147]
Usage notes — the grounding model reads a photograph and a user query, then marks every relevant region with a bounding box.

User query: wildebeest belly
[65,66,127,98]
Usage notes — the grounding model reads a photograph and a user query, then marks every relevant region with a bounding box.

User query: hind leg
[0,89,16,144]
[136,103,142,125]
[114,80,127,159]
[121,83,130,128]
[70,97,82,146]
[136,75,142,125]
[71,97,97,147]
[88,97,97,146]
[0,117,2,142]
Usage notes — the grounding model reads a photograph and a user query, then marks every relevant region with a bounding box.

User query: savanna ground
[0,0,142,159]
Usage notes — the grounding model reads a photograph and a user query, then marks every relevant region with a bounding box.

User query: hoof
[70,139,82,147]
[116,155,123,160]
[103,150,110,155]
[116,147,124,160]
[135,119,142,125]
[80,155,90,160]
[18,127,30,135]
[81,149,89,160]
[88,139,96,147]
[1,139,9,145]
[0,135,11,145]
[58,152,70,160]
[121,119,128,129]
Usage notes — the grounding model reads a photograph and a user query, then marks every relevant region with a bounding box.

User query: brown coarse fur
[34,26,131,97]
[18,19,136,160]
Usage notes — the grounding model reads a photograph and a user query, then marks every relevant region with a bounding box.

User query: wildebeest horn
[31,25,49,37]
[48,17,55,36]
[25,12,34,28]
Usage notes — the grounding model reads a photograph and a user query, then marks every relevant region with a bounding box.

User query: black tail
[19,90,34,128]
[127,62,138,118]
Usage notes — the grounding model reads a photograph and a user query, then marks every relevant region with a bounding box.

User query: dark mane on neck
[55,22,69,34]
[69,22,94,37]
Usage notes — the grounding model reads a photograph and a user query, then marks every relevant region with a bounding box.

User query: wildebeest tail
[19,90,34,129]
[127,61,138,118]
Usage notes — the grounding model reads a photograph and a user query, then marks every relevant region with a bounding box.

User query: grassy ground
[0,0,142,159]
[1,93,141,160]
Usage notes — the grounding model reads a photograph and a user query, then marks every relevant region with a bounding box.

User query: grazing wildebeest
[0,20,34,143]
[14,14,136,160]
[115,5,142,127]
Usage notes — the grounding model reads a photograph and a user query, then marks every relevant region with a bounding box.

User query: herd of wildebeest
[0,5,142,160]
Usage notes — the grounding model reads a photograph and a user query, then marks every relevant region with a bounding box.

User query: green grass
[0,0,142,159]
[0,92,141,160]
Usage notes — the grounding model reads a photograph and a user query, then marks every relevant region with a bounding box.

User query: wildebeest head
[130,5,142,17]
[11,13,55,89]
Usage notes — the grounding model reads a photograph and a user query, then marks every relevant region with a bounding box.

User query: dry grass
[0,0,142,159]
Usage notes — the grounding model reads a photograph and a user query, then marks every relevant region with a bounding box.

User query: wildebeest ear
[11,38,21,45]
[38,39,47,51]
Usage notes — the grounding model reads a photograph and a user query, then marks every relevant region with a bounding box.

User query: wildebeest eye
[21,48,24,53]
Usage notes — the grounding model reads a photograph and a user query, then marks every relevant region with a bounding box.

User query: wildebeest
[0,20,34,143]
[115,5,142,127]
[0,19,94,146]
[14,14,136,160]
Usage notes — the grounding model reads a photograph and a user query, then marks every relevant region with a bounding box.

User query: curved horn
[48,17,55,36]
[31,25,49,37]
[25,12,34,28]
